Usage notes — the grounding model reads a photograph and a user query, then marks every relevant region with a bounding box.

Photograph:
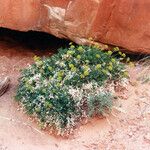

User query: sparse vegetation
[137,56,150,84]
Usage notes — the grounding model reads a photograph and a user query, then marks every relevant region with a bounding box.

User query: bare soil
[0,35,150,150]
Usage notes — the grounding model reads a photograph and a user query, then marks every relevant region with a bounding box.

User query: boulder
[0,0,150,53]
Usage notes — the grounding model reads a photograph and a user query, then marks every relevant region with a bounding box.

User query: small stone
[0,77,10,97]
[55,144,59,148]
[128,131,133,137]
[144,133,150,142]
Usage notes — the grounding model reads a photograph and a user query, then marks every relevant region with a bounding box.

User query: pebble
[144,133,150,142]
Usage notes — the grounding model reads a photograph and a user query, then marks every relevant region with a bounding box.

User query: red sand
[0,39,150,150]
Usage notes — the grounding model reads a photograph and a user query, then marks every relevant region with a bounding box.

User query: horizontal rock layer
[0,0,150,53]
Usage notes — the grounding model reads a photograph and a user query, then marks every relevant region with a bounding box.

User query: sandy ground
[0,37,150,150]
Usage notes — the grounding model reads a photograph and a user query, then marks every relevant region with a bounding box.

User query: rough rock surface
[0,0,150,53]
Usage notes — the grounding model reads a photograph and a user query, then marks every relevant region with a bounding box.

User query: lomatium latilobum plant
[16,43,130,135]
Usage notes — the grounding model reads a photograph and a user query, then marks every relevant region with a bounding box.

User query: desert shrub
[16,44,128,135]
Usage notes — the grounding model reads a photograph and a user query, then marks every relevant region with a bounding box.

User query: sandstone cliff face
[0,0,150,53]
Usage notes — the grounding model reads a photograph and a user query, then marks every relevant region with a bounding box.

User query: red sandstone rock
[0,0,150,53]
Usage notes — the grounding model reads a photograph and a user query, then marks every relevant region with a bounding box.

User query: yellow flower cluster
[67,50,75,55]
[70,45,75,49]
[48,66,53,71]
[83,65,89,70]
[93,43,100,49]
[123,71,129,77]
[80,74,85,79]
[71,67,77,72]
[108,60,114,71]
[69,64,77,72]
[83,70,89,76]
[107,51,113,56]
[56,82,61,87]
[77,55,81,60]
[113,47,120,51]
[77,46,84,52]
[80,65,90,78]
[108,65,113,71]
[111,58,116,63]
[25,81,33,91]
[68,64,73,68]
[96,54,100,58]
[58,71,64,77]
[57,71,65,81]
[95,64,101,70]
[34,56,43,67]
[118,51,126,58]
[33,56,41,62]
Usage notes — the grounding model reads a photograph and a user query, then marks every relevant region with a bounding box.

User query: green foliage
[87,92,113,117]
[16,44,128,135]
